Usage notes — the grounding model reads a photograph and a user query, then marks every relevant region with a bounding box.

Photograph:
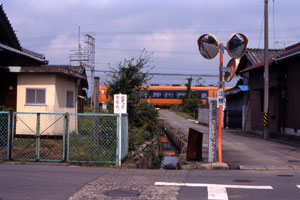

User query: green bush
[105,51,160,151]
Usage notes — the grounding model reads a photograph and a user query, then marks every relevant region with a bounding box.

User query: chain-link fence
[12,112,66,161]
[0,112,9,160]
[68,113,118,164]
[10,112,128,165]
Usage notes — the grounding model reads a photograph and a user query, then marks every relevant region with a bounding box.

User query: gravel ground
[69,168,186,200]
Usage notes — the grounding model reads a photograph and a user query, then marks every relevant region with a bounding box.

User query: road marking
[297,185,300,189]
[155,182,273,200]
[207,185,228,200]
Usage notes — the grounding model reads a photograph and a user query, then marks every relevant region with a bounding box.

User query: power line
[87,69,218,77]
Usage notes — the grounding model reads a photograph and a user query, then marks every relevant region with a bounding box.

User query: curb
[3,161,70,166]
[181,162,229,170]
[239,165,300,171]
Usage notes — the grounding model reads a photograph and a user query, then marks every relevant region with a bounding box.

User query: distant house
[233,44,300,136]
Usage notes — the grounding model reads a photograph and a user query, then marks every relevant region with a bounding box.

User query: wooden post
[93,77,99,114]
[93,77,100,154]
[264,0,270,140]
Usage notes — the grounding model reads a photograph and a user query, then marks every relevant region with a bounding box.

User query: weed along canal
[160,134,179,170]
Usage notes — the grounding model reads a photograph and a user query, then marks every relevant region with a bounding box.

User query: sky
[2,0,300,88]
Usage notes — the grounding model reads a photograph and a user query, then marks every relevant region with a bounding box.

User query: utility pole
[93,77,100,151]
[263,0,269,140]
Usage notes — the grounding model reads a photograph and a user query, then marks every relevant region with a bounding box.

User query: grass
[171,110,194,120]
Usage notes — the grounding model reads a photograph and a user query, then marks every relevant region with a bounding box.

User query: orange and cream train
[99,85,232,106]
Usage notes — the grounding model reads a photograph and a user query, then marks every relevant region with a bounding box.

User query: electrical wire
[272,0,276,48]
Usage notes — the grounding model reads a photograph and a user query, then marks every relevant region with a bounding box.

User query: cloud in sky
[2,0,300,86]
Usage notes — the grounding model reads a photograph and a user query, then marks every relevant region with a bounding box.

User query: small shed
[16,65,88,114]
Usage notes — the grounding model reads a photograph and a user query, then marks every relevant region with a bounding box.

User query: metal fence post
[7,111,13,160]
[116,115,120,166]
[64,112,69,162]
[36,113,40,161]
[118,113,122,166]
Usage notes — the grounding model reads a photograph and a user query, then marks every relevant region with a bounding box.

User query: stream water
[160,133,179,170]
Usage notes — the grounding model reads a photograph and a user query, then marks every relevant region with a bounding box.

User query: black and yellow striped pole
[263,113,269,127]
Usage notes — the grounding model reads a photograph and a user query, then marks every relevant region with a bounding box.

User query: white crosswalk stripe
[155,182,273,200]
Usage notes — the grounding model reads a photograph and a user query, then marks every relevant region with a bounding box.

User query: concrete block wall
[198,107,224,127]
[198,108,209,125]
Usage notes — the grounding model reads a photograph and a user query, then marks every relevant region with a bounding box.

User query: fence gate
[12,112,66,161]
[0,112,9,160]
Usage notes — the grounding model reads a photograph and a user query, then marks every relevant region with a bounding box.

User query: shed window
[26,88,46,105]
[66,91,74,107]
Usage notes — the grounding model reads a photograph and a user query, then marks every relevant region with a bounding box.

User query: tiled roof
[274,45,300,63]
[245,48,283,66]
[0,4,21,50]
[239,48,283,73]
[0,42,47,63]
[20,65,87,82]
[0,4,48,65]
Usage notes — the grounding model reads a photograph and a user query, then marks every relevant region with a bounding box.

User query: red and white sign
[114,94,127,114]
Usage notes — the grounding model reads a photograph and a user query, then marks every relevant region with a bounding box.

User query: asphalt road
[1,163,300,200]
[159,109,300,170]
[0,163,108,200]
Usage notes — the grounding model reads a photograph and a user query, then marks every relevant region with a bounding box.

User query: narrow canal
[160,131,179,170]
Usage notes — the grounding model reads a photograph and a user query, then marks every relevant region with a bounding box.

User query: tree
[105,50,159,150]
[181,77,203,115]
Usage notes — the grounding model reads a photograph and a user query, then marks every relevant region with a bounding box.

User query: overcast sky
[2,0,300,86]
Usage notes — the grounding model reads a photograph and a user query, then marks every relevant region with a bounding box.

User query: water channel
[160,130,180,170]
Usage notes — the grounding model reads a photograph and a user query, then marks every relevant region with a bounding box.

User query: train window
[164,92,175,99]
[152,92,163,98]
[201,92,208,99]
[176,92,185,98]
[194,91,208,99]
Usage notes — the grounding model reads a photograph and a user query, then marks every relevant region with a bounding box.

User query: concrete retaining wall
[159,119,188,154]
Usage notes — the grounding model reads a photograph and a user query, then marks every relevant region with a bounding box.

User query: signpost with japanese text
[114,94,127,166]
[114,94,127,114]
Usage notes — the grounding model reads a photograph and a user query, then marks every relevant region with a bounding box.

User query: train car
[147,85,231,106]
[99,85,109,103]
[99,85,232,106]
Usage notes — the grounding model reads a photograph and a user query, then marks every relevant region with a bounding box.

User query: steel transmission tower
[69,28,96,105]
